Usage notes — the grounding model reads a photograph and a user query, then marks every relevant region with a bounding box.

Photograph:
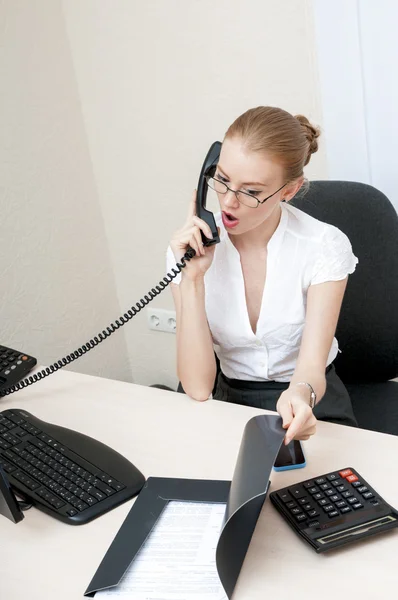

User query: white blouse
[166,202,358,382]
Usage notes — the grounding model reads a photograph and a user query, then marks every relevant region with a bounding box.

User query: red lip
[222,211,240,229]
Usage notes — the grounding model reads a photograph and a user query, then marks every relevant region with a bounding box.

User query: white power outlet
[147,308,177,334]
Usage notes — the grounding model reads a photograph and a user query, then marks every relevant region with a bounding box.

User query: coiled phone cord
[0,248,196,397]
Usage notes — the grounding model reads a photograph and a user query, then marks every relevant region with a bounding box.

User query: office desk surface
[1,369,397,599]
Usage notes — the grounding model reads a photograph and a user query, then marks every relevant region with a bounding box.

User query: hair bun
[295,114,320,165]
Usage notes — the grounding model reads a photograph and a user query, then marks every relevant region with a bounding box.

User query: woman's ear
[283,177,304,203]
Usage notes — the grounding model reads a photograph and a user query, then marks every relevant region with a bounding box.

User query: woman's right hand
[170,191,218,281]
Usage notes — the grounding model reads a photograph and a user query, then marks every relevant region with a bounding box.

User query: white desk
[1,369,397,599]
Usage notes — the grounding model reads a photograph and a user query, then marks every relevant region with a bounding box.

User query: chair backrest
[292,181,398,383]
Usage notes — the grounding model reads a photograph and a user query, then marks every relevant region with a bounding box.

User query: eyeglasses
[205,175,287,209]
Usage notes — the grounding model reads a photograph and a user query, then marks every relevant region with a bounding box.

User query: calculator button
[337,485,347,492]
[336,500,347,508]
[330,495,340,503]
[313,493,324,500]
[328,510,339,518]
[332,480,343,487]
[4,370,10,375]
[307,520,320,528]
[315,477,326,485]
[370,499,380,506]
[318,498,328,506]
[339,469,353,478]
[303,504,313,511]
[291,508,302,515]
[307,509,319,518]
[347,497,359,504]
[342,491,353,498]
[298,497,309,505]
[319,483,331,491]
[286,501,297,509]
[277,491,291,503]
[289,487,306,499]
[327,473,338,481]
[363,492,374,499]
[340,506,352,514]
[358,486,368,493]
[325,489,335,497]
[352,503,364,510]
[323,504,334,512]
[346,474,359,483]
[296,514,307,522]
[303,481,314,489]
[352,481,362,488]
[308,487,319,495]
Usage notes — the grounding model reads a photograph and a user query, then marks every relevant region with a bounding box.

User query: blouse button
[255,339,262,346]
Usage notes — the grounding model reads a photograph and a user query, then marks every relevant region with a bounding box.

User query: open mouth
[222,211,240,228]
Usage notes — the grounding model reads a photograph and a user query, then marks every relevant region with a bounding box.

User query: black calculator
[0,345,37,392]
[270,468,398,552]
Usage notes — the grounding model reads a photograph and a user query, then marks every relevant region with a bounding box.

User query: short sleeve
[166,245,182,285]
[311,226,358,286]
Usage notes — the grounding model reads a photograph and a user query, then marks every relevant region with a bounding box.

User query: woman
[167,106,358,444]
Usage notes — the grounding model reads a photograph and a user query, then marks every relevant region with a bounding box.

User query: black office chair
[173,181,398,436]
[292,181,398,436]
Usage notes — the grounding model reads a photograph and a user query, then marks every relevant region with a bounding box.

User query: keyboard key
[315,477,326,485]
[327,473,338,481]
[67,509,78,517]
[303,481,314,489]
[318,498,328,506]
[358,486,368,493]
[342,491,353,498]
[307,509,319,518]
[363,492,374,499]
[325,489,335,497]
[289,487,306,500]
[319,483,331,491]
[336,485,347,492]
[352,481,362,488]
[277,491,291,503]
[291,507,302,515]
[328,510,339,518]
[339,469,353,478]
[298,497,309,505]
[323,504,334,512]
[295,513,307,522]
[308,487,319,495]
[95,481,115,496]
[335,500,347,508]
[313,493,324,500]
[332,480,343,487]
[352,503,364,510]
[303,504,313,511]
[340,506,352,514]
[330,495,340,503]
[346,474,358,483]
[347,497,359,504]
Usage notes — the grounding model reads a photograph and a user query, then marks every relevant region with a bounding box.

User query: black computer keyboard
[0,409,145,524]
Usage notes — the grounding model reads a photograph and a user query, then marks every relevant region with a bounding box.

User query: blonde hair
[224,106,320,183]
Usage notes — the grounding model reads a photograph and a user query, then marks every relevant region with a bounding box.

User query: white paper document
[95,501,228,600]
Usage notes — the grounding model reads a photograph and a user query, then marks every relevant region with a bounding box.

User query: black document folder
[84,414,286,598]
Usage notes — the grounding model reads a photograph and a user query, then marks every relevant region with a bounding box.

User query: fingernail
[207,232,213,239]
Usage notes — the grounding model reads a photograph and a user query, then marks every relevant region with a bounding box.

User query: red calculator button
[339,469,353,478]
[346,474,358,483]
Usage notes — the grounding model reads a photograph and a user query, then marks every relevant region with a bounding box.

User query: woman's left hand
[276,387,318,445]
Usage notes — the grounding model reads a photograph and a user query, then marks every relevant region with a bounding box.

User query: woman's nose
[224,189,240,208]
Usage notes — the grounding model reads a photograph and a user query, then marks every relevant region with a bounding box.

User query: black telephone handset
[0,143,223,398]
[196,141,222,247]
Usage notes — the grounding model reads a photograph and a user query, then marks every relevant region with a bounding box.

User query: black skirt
[213,364,358,427]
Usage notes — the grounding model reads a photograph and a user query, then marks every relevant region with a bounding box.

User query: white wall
[313,0,398,210]
[62,0,327,389]
[0,0,131,382]
[1,0,327,391]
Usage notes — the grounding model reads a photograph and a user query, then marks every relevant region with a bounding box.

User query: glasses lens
[237,192,259,208]
[207,177,228,194]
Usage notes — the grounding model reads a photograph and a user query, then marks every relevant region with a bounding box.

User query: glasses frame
[205,175,287,208]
